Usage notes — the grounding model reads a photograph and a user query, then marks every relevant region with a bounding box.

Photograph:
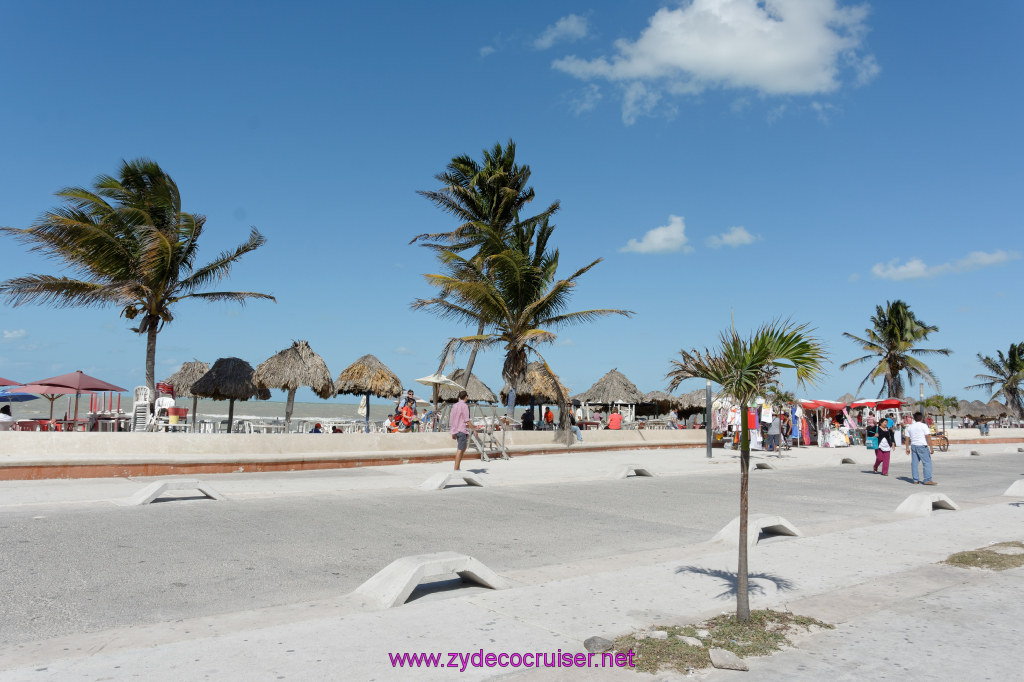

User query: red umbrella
[27,371,127,425]
[0,377,20,387]
[10,384,97,421]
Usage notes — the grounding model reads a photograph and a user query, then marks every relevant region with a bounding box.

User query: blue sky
[1,1,1020,405]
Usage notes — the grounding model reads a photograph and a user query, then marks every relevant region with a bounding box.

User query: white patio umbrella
[416,373,463,431]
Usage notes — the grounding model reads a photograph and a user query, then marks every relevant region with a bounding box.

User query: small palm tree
[667,320,827,621]
[841,300,951,398]
[966,342,1024,419]
[923,394,959,431]
[413,141,559,388]
[0,158,274,398]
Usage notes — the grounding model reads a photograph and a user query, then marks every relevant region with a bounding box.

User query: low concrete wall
[0,428,710,480]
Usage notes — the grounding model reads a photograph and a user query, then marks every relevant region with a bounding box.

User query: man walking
[905,411,936,485]
[450,390,473,470]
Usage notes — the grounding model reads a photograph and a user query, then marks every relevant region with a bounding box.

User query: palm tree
[0,158,275,399]
[966,342,1024,419]
[413,223,631,439]
[923,394,959,432]
[666,320,827,621]
[413,140,559,387]
[841,300,951,398]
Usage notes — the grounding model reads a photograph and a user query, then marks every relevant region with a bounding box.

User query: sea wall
[0,428,709,480]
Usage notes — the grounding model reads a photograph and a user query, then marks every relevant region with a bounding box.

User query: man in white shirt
[905,412,936,485]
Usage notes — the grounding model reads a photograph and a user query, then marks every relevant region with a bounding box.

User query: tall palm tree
[966,342,1024,419]
[413,223,631,439]
[0,158,274,399]
[666,321,827,621]
[413,140,559,387]
[841,300,951,398]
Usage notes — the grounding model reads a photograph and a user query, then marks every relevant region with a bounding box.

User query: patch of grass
[612,609,833,675]
[942,542,1024,571]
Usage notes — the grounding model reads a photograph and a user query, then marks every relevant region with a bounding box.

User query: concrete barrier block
[417,471,485,491]
[711,513,802,549]
[115,478,226,506]
[609,463,655,479]
[1003,480,1024,497]
[352,551,508,609]
[895,492,960,515]
[755,462,775,470]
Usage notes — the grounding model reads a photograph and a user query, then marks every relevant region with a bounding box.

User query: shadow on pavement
[675,565,796,600]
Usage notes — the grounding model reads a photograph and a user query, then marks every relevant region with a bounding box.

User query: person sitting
[0,405,14,431]
[521,409,535,431]
[568,410,583,443]
[667,408,680,429]
[331,426,343,434]
[607,407,623,430]
[309,422,322,434]
[397,402,416,431]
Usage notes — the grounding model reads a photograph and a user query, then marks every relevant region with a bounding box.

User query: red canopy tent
[26,371,127,425]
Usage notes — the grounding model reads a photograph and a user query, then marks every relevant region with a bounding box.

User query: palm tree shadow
[675,565,796,600]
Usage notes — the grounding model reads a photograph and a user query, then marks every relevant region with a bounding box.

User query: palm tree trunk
[145,325,158,411]
[737,404,751,622]
[460,318,486,389]
[285,388,296,430]
[227,398,235,434]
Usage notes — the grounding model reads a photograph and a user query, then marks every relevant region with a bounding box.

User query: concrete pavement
[0,441,1021,680]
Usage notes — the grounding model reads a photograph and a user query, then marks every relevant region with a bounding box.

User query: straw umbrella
[191,357,270,433]
[334,354,402,433]
[500,361,571,407]
[255,341,333,430]
[577,368,644,421]
[164,360,210,431]
[440,369,497,403]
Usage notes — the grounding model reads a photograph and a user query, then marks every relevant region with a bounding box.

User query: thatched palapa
[255,340,334,429]
[164,360,210,429]
[334,354,402,433]
[191,357,271,433]
[440,369,497,403]
[500,361,571,406]
[576,368,643,405]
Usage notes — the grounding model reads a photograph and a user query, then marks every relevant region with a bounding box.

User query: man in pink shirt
[450,390,473,470]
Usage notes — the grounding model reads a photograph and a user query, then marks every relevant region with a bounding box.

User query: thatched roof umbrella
[191,357,270,433]
[835,393,857,405]
[255,340,333,430]
[334,354,402,433]
[640,390,676,417]
[440,369,497,403]
[965,400,990,418]
[677,389,708,410]
[164,360,210,430]
[986,400,1008,418]
[500,361,571,408]
[577,369,644,415]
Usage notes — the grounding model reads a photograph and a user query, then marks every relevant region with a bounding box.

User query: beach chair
[131,386,152,432]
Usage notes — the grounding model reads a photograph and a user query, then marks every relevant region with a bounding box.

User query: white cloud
[706,226,759,248]
[620,215,694,254]
[553,0,878,124]
[535,14,589,50]
[479,45,496,58]
[394,346,415,356]
[871,250,1021,280]
[569,84,603,115]
[2,329,28,341]
[811,100,838,122]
